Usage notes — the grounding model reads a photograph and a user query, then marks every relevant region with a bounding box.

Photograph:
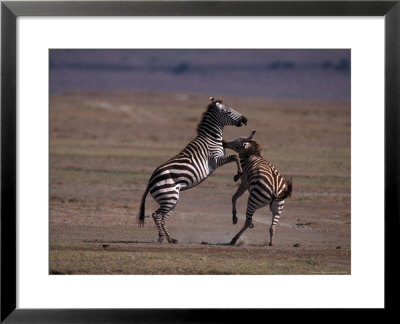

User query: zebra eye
[243,142,251,149]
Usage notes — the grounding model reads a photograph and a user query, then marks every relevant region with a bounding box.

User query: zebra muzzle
[236,116,248,127]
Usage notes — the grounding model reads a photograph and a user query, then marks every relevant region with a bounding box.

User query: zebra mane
[250,140,262,155]
[196,99,223,133]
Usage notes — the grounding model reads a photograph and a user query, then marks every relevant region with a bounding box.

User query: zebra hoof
[233,173,242,182]
[269,242,274,246]
[232,216,238,225]
[246,220,254,228]
[229,239,237,245]
[157,237,164,244]
[168,238,178,244]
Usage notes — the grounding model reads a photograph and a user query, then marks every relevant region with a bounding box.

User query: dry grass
[50,91,351,275]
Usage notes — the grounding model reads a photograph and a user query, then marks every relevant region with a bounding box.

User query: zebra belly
[148,151,212,202]
[180,174,209,191]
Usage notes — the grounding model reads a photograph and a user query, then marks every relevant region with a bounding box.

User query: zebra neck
[196,114,223,140]
[239,154,258,165]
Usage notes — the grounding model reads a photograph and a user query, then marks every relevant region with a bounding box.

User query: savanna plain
[50,92,350,275]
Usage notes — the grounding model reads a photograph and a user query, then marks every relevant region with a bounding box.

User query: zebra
[138,97,248,243]
[223,131,292,246]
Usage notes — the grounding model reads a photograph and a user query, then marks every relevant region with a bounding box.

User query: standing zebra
[223,131,292,246]
[138,97,248,243]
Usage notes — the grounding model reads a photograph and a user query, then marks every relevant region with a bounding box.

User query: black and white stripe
[223,131,292,246]
[138,97,247,243]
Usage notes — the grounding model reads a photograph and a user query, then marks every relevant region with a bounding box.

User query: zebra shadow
[201,241,233,246]
[83,240,154,244]
[83,240,236,245]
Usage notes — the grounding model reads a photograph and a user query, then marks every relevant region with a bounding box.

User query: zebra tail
[137,184,150,227]
[278,177,293,200]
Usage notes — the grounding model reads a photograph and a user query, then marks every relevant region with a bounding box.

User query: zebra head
[209,97,247,127]
[222,131,259,155]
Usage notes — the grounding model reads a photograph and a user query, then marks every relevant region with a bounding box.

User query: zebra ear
[210,97,215,102]
[246,131,256,140]
[243,142,251,149]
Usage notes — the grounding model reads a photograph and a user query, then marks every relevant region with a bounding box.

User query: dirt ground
[49,91,350,274]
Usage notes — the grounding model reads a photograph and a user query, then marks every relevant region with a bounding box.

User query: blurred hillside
[50,49,350,100]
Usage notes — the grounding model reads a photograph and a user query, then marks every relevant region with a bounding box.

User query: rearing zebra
[223,131,292,246]
[138,97,248,243]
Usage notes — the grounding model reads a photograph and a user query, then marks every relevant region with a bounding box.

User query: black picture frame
[1,0,398,322]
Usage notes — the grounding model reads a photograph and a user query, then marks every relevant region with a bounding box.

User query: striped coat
[138,97,247,243]
[223,131,292,246]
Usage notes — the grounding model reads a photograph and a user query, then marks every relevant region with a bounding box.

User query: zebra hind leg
[230,223,250,245]
[269,200,284,246]
[232,182,247,225]
[230,209,255,245]
[161,213,178,244]
[152,212,165,243]
[159,204,178,244]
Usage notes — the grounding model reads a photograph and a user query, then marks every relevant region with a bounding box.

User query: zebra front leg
[214,155,242,182]
[269,200,284,246]
[232,182,248,225]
